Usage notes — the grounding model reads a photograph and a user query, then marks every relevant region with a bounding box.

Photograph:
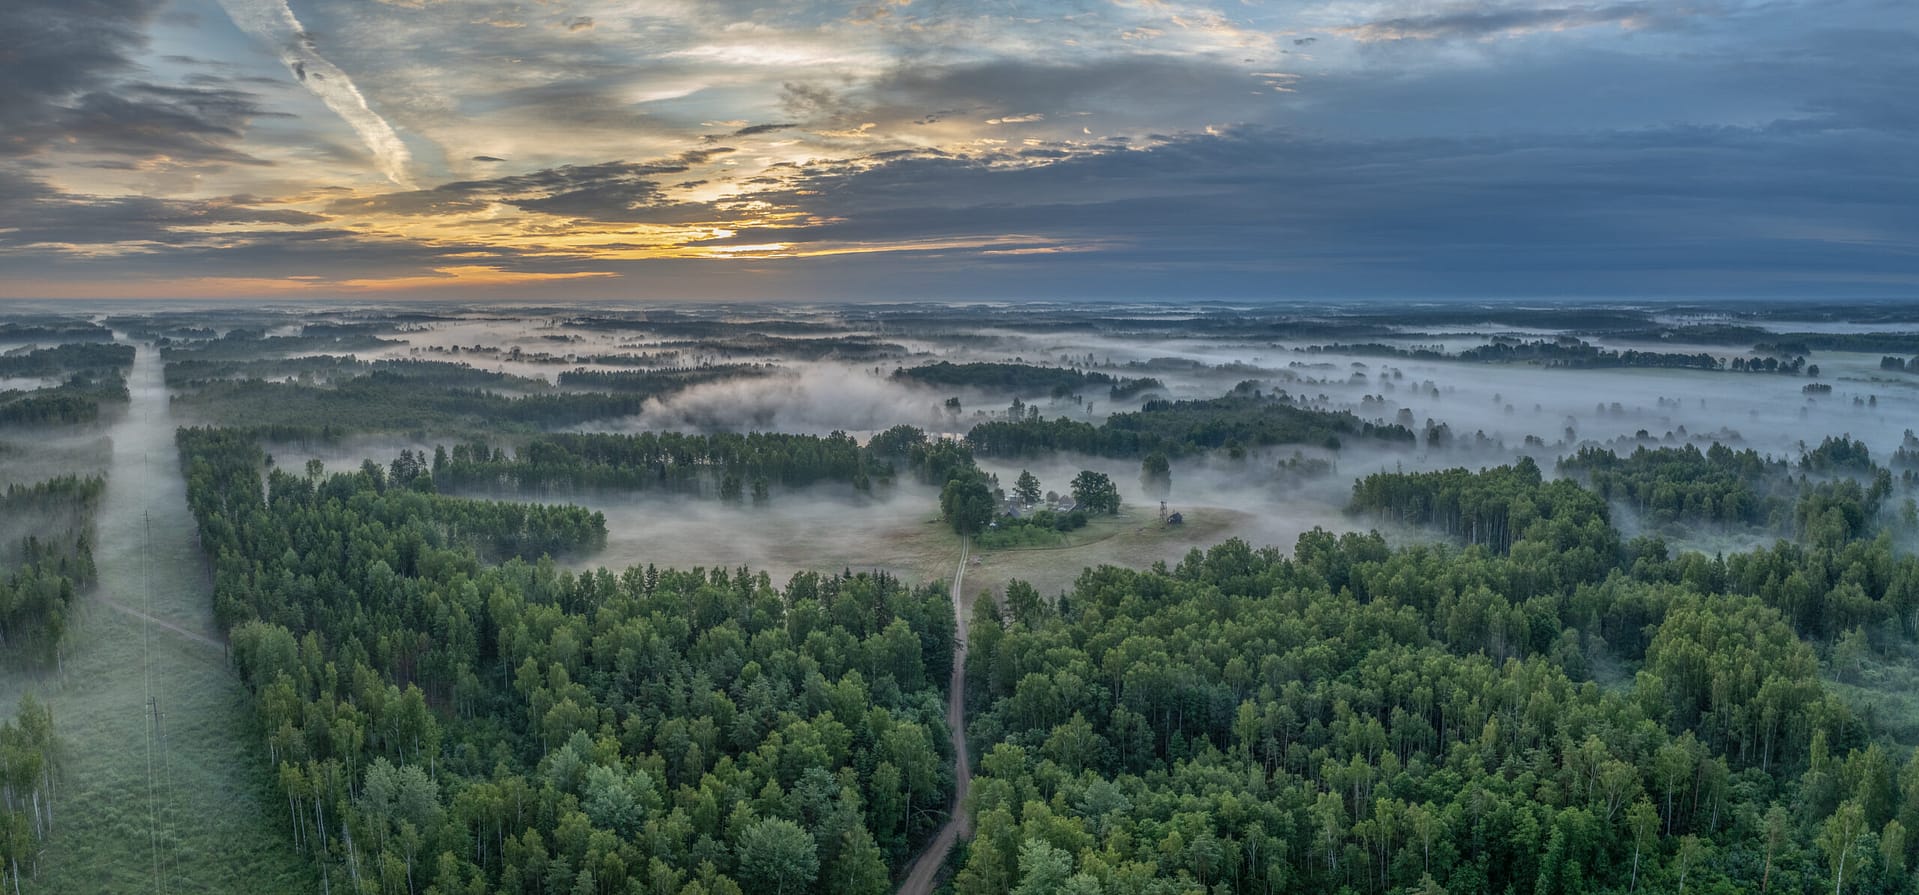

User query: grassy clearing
[0,346,311,893]
[555,487,964,589]
[964,506,1246,602]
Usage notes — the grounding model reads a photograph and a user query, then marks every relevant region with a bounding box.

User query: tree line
[0,343,132,378]
[170,376,652,433]
[892,362,1160,401]
[157,330,403,363]
[166,357,549,392]
[966,394,1414,460]
[426,430,893,501]
[553,365,777,394]
[0,375,130,427]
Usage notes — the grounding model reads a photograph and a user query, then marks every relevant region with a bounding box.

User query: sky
[0,0,1913,302]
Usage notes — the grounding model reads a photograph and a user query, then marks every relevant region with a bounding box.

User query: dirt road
[895,536,972,895]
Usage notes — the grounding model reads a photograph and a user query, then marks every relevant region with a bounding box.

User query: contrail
[214,0,415,187]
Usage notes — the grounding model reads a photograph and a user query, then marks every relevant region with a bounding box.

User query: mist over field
[175,305,1919,572]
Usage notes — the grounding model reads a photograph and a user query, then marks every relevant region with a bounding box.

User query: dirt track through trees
[895,536,972,895]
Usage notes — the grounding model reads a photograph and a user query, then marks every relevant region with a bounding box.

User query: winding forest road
[896,536,972,895]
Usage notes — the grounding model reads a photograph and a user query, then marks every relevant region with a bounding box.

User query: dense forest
[0,343,133,378]
[179,428,957,895]
[1557,444,1796,532]
[424,430,893,500]
[0,321,114,343]
[952,455,1919,895]
[966,394,1415,459]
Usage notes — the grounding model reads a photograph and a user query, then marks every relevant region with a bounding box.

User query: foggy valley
[5,0,1915,887]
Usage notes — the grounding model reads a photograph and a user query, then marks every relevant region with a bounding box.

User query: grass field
[0,345,312,892]
[962,506,1247,602]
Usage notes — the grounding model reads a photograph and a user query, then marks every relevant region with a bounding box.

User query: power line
[138,350,169,895]
[143,510,162,895]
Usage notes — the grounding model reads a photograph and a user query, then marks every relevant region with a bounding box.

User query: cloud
[52,85,284,165]
[0,169,325,249]
[849,56,1271,133]
[732,123,799,136]
[1332,3,1686,43]
[327,151,736,221]
[632,364,952,434]
[2,0,1914,300]
[686,117,1919,296]
[211,0,415,185]
[0,170,619,290]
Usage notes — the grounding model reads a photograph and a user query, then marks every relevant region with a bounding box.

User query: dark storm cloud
[732,123,798,136]
[1336,3,1692,42]
[0,170,325,249]
[0,170,602,283]
[782,56,1264,132]
[874,57,1249,111]
[327,151,735,221]
[51,86,283,165]
[0,0,163,155]
[0,0,276,165]
[0,0,162,105]
[3,0,1913,300]
[700,117,1918,296]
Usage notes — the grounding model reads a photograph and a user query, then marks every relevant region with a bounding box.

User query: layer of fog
[346,314,913,387]
[0,432,112,490]
[552,484,949,585]
[265,434,957,586]
[974,448,1359,562]
[587,362,1002,438]
[110,307,1919,581]
[260,435,447,486]
[1279,347,1917,463]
